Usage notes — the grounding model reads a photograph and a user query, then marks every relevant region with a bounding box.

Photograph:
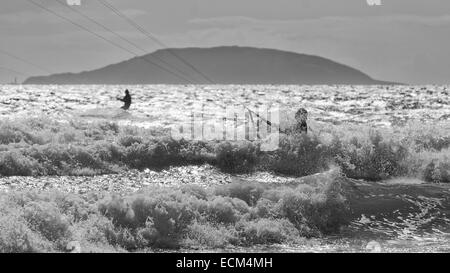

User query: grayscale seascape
[0,84,449,252]
[1,0,450,255]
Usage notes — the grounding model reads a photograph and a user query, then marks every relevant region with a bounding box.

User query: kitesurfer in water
[117,89,132,110]
[293,108,308,134]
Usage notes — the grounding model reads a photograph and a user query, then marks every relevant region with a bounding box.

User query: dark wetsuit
[119,91,132,110]
[294,120,308,134]
[293,108,308,134]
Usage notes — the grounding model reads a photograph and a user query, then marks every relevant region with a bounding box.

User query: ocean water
[1,84,449,252]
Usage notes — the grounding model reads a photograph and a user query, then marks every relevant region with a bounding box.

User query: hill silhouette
[24,46,394,85]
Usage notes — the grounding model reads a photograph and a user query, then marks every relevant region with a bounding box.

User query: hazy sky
[1,0,450,84]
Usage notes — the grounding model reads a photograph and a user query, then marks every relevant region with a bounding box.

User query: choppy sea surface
[0,85,449,128]
[0,84,449,252]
